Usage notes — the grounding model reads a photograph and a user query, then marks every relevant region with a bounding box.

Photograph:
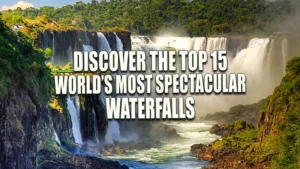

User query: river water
[105,121,220,169]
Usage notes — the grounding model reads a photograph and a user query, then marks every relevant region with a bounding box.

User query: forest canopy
[0,0,297,36]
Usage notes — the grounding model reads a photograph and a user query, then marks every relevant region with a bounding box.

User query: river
[105,121,220,169]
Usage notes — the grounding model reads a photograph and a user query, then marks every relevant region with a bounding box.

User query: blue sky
[0,0,91,8]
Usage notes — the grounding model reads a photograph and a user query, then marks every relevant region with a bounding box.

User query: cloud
[1,1,34,11]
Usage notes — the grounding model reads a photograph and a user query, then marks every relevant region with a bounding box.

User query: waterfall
[153,37,194,50]
[98,33,124,144]
[97,32,112,52]
[67,96,83,144]
[105,121,121,144]
[84,31,91,45]
[115,33,123,51]
[67,46,73,64]
[53,130,61,146]
[147,36,296,115]
[132,36,159,74]
[205,37,227,54]
[83,44,94,52]
[281,38,288,74]
[52,33,55,57]
[230,38,270,96]
[193,37,207,50]
[92,109,100,143]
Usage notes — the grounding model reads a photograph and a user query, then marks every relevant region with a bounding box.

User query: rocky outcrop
[202,99,266,125]
[81,95,107,142]
[38,30,131,65]
[191,144,268,169]
[227,37,250,57]
[210,120,255,137]
[149,123,180,141]
[38,149,129,169]
[0,90,45,169]
[116,31,131,51]
[50,108,74,145]
[193,57,300,168]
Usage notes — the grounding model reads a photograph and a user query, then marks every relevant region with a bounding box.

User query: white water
[104,33,124,144]
[105,121,121,144]
[281,38,288,75]
[67,96,83,144]
[149,36,292,115]
[153,37,194,50]
[205,37,227,54]
[97,32,112,52]
[115,33,124,51]
[92,109,100,143]
[193,37,206,50]
[54,130,61,146]
[83,44,94,52]
[107,122,220,168]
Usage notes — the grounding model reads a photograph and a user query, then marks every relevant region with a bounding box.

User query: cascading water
[205,37,227,54]
[103,33,124,144]
[281,38,288,74]
[67,46,73,64]
[153,37,194,50]
[132,36,159,74]
[83,44,94,52]
[92,109,100,143]
[97,32,112,52]
[149,36,290,115]
[193,37,207,51]
[105,121,121,144]
[54,130,61,146]
[67,96,83,144]
[115,33,123,51]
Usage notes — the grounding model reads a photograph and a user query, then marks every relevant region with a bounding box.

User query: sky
[0,0,91,10]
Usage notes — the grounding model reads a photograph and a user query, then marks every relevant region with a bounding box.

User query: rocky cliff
[37,29,131,143]
[0,16,131,168]
[192,57,300,169]
[0,89,48,169]
[38,29,131,65]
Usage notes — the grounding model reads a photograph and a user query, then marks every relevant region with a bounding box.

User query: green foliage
[249,57,300,168]
[212,129,257,150]
[225,120,255,131]
[38,139,70,157]
[44,48,52,59]
[0,13,52,103]
[1,0,294,36]
[266,57,300,169]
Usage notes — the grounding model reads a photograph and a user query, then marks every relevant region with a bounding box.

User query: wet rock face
[227,37,250,57]
[149,123,180,141]
[210,120,255,137]
[116,31,131,51]
[38,30,132,65]
[51,108,74,145]
[0,90,48,169]
[191,143,268,169]
[81,95,107,142]
[37,149,129,169]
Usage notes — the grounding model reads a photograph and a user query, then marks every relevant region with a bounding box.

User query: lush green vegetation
[210,57,300,168]
[265,56,300,169]
[212,129,257,149]
[0,13,52,103]
[1,0,296,36]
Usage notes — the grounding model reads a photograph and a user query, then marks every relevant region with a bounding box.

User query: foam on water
[106,122,220,166]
